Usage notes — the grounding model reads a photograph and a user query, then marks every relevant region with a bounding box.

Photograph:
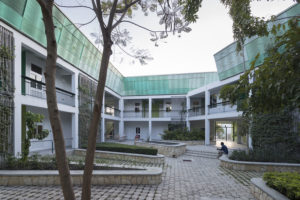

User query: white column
[101,117,105,142]
[72,72,79,148]
[205,89,210,145]
[14,37,22,156]
[101,93,105,142]
[72,113,78,148]
[119,98,124,139]
[149,121,152,141]
[186,96,190,131]
[148,98,152,141]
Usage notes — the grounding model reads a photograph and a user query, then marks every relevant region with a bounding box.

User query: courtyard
[0,145,261,200]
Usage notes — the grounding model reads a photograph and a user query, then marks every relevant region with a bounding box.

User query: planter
[0,165,162,186]
[135,141,186,157]
[250,178,289,200]
[220,155,300,172]
[74,149,165,165]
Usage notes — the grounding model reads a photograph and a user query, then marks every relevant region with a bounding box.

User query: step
[184,153,217,159]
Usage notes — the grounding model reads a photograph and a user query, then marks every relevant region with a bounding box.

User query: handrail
[22,75,75,96]
[208,101,231,108]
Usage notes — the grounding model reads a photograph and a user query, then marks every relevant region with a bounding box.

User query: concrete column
[72,113,78,148]
[148,98,152,141]
[205,89,210,145]
[186,96,190,131]
[149,121,152,141]
[14,37,22,156]
[119,98,124,139]
[101,93,105,142]
[72,72,79,148]
[101,117,105,142]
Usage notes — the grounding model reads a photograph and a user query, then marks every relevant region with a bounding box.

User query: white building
[0,1,298,157]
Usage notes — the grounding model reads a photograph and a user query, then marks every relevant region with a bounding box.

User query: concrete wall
[124,121,149,140]
[152,122,169,140]
[27,106,73,152]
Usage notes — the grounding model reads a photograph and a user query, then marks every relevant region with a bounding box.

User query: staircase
[185,149,218,159]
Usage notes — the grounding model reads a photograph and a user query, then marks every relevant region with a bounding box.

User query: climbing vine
[0,26,14,157]
[22,111,49,161]
[78,74,101,147]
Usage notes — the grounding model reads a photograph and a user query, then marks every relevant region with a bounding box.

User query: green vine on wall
[22,111,49,161]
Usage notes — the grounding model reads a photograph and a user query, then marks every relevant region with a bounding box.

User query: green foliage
[162,128,205,141]
[180,0,203,23]
[220,18,300,116]
[0,45,14,60]
[263,172,300,200]
[82,142,158,155]
[22,111,49,161]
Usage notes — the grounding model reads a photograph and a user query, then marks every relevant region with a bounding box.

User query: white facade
[0,18,245,157]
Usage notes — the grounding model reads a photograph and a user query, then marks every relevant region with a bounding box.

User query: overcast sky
[57,0,296,77]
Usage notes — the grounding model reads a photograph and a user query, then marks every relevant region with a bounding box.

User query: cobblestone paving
[0,155,260,200]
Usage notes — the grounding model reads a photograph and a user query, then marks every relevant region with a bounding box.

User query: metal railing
[188,106,205,117]
[123,110,149,118]
[30,137,73,154]
[22,76,75,107]
[152,110,186,119]
[208,101,237,114]
[104,106,120,117]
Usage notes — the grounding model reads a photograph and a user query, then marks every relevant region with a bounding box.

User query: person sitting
[217,142,228,157]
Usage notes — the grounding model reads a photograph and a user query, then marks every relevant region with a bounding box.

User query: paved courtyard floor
[0,146,261,200]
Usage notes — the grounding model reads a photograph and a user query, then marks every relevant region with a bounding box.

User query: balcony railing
[104,106,120,117]
[22,76,75,107]
[123,110,149,118]
[188,106,205,117]
[152,110,186,119]
[208,101,237,114]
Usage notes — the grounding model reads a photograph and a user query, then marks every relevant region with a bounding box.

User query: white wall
[151,122,169,140]
[27,106,73,152]
[124,121,149,140]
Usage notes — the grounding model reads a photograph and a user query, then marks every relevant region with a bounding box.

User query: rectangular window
[135,103,140,112]
[30,64,42,90]
[136,127,140,134]
[166,102,172,112]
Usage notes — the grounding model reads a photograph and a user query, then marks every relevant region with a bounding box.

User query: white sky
[57,0,296,77]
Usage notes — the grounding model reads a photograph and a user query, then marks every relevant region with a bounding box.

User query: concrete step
[185,150,218,159]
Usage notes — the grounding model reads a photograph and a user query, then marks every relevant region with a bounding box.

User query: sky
[57,0,296,77]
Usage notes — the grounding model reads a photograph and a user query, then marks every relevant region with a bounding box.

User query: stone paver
[0,146,259,200]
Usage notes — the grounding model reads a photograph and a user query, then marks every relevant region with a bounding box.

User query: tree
[36,0,193,199]
[220,18,300,116]
[180,0,299,50]
[35,1,75,199]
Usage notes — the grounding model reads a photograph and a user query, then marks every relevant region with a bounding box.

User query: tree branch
[93,0,106,34]
[55,3,94,11]
[115,0,140,13]
[107,0,119,31]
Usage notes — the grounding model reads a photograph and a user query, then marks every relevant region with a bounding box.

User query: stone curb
[219,155,300,172]
[250,178,289,200]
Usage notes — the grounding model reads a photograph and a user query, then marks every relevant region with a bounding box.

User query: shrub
[162,128,205,141]
[82,142,158,155]
[229,150,300,163]
[263,172,300,200]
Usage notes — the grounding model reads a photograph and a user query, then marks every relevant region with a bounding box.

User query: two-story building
[0,0,298,157]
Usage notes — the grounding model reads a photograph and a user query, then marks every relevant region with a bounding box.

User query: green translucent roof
[0,0,219,96]
[124,72,219,96]
[214,3,300,81]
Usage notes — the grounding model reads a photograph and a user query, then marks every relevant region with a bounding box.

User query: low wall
[220,155,300,173]
[0,166,162,186]
[74,149,165,165]
[165,140,205,145]
[135,141,186,157]
[250,178,289,200]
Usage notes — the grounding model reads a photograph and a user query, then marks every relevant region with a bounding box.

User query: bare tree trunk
[81,39,113,200]
[36,1,75,199]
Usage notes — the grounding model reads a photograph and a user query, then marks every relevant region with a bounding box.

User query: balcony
[22,76,75,107]
[123,110,149,118]
[188,106,205,117]
[104,106,120,117]
[152,110,186,120]
[208,101,237,114]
